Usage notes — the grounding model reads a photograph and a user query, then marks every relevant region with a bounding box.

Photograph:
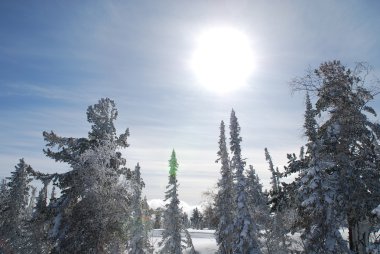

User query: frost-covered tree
[229,110,261,254]
[43,98,131,253]
[141,196,154,252]
[153,209,163,229]
[262,149,292,254]
[0,177,7,198]
[25,186,36,220]
[215,120,235,254]
[0,178,11,254]
[265,148,280,194]
[0,159,33,252]
[0,178,8,222]
[245,165,268,231]
[298,93,348,253]
[190,208,203,230]
[202,204,218,230]
[292,61,380,253]
[129,163,153,254]
[159,150,195,254]
[23,183,53,254]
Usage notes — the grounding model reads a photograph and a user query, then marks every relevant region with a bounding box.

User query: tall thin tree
[159,150,195,254]
[215,120,235,254]
[230,110,261,254]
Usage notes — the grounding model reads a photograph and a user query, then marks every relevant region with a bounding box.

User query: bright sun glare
[191,27,255,94]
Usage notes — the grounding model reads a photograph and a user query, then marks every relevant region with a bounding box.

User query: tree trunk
[349,217,370,254]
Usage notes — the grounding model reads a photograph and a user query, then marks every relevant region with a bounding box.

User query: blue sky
[1,1,380,204]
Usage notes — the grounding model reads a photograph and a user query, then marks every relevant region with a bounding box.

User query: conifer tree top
[169,150,178,176]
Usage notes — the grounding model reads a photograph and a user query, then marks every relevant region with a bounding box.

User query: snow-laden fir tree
[292,61,380,253]
[153,209,163,229]
[229,110,261,254]
[141,196,154,251]
[215,120,235,254]
[23,182,53,254]
[262,149,292,254]
[0,178,8,231]
[25,186,36,220]
[265,148,280,195]
[43,98,131,253]
[245,165,268,231]
[190,208,203,230]
[159,150,196,254]
[0,178,8,215]
[0,159,33,252]
[202,204,218,230]
[297,93,348,253]
[129,163,153,254]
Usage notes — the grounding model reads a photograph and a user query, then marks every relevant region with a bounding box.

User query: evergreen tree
[141,196,154,253]
[229,110,261,254]
[0,178,10,253]
[265,148,280,194]
[0,178,8,217]
[0,159,33,252]
[202,204,218,230]
[129,163,153,254]
[23,183,53,254]
[190,208,203,230]
[43,98,131,253]
[25,186,37,220]
[182,211,191,229]
[50,186,56,202]
[215,120,235,254]
[245,165,268,231]
[0,178,7,200]
[292,61,380,253]
[263,149,292,254]
[153,209,162,229]
[298,93,348,253]
[159,150,195,254]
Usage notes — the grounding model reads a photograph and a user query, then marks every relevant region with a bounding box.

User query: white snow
[150,229,217,254]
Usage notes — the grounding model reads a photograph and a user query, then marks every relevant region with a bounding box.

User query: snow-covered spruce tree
[190,208,203,230]
[159,150,195,254]
[0,178,8,233]
[23,182,53,254]
[0,178,8,215]
[265,148,280,195]
[297,93,348,253]
[215,120,235,254]
[292,61,380,253]
[202,204,218,230]
[0,178,9,252]
[245,166,269,231]
[153,209,163,229]
[262,149,292,254]
[229,110,261,254]
[0,159,33,252]
[129,163,153,254]
[43,98,131,253]
[25,186,37,220]
[141,196,154,252]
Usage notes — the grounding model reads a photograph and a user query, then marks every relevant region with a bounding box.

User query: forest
[1,60,380,254]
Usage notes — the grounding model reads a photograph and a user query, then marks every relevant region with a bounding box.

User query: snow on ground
[148,228,352,253]
[150,229,217,254]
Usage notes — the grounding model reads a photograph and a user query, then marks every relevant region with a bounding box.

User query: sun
[190,26,255,94]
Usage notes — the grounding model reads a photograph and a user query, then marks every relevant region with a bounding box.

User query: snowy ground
[147,228,358,253]
[150,229,217,254]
